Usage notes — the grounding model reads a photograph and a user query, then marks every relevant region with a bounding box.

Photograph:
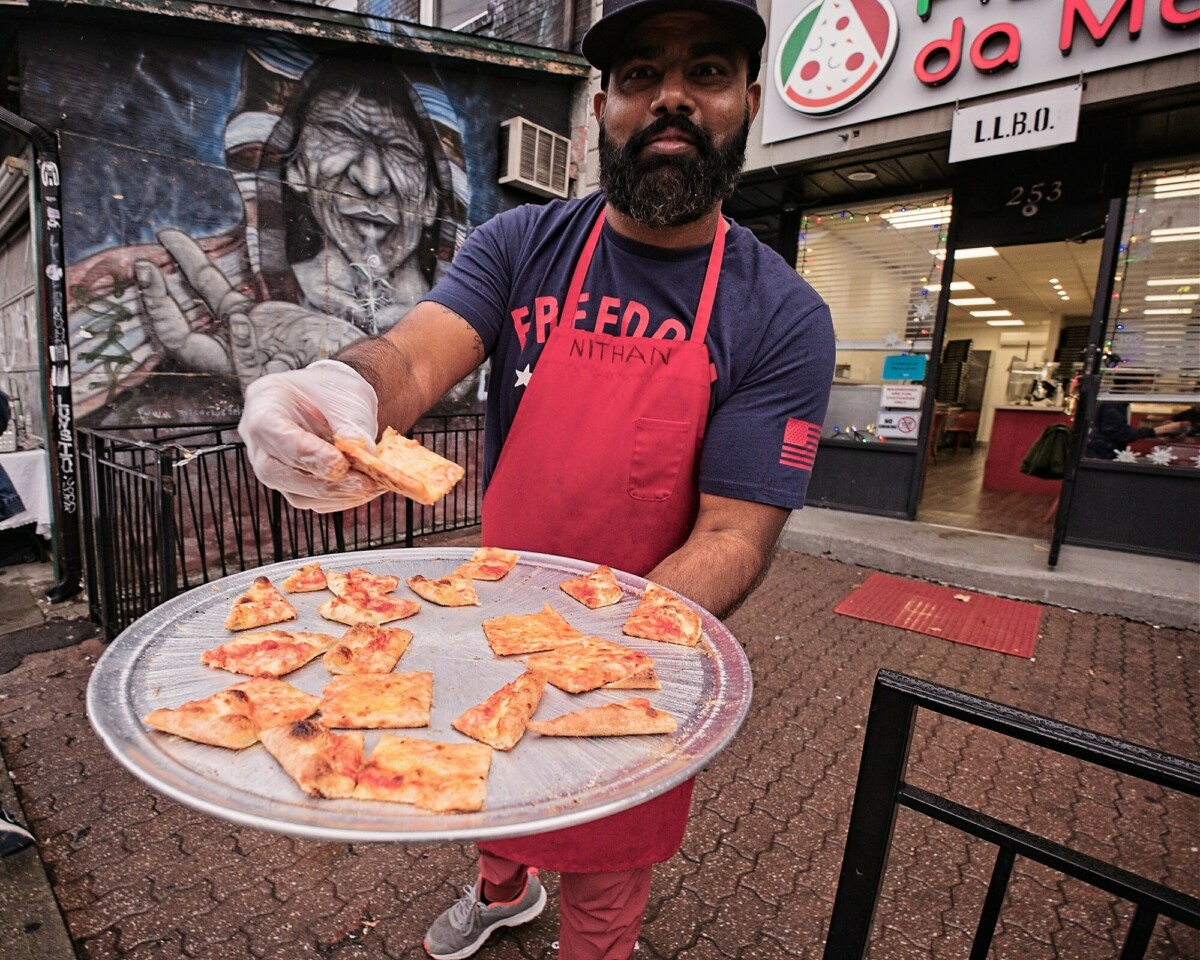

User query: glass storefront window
[1084,158,1200,466]
[798,192,951,442]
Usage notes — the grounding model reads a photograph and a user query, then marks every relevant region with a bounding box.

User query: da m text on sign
[949,83,1081,162]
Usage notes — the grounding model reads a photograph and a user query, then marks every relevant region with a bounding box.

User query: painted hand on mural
[135,229,365,391]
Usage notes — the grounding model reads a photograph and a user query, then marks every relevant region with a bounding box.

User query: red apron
[478,209,724,872]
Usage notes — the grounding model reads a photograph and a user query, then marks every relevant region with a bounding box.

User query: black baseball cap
[582,0,766,81]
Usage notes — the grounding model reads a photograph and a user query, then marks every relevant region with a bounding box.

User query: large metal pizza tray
[87,548,752,843]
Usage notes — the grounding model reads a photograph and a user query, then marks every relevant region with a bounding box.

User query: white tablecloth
[0,449,52,538]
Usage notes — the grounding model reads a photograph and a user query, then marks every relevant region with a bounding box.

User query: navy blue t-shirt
[423,192,834,510]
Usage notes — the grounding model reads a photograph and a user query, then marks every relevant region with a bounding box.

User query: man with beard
[237,1,833,956]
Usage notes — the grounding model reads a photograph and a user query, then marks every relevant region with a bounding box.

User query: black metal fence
[823,670,1199,959]
[77,415,484,639]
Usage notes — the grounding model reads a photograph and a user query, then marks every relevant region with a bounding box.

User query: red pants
[480,849,653,960]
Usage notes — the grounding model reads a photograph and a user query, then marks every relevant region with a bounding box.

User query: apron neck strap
[560,207,727,344]
[692,218,726,345]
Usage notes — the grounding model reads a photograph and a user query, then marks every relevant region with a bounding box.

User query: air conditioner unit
[498,117,571,200]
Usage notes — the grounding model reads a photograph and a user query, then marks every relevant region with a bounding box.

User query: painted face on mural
[596,12,760,228]
[286,86,437,278]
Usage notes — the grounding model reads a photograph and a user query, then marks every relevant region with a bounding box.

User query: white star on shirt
[514,364,533,389]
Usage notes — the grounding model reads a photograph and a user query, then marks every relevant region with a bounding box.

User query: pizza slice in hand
[559,565,624,609]
[622,584,702,647]
[527,698,678,737]
[451,671,546,751]
[318,672,433,729]
[522,637,653,693]
[323,624,414,675]
[406,573,480,607]
[201,630,338,678]
[223,576,297,631]
[335,427,464,506]
[280,561,327,594]
[455,547,520,581]
[354,736,492,812]
[258,719,364,799]
[142,677,320,748]
[482,604,585,657]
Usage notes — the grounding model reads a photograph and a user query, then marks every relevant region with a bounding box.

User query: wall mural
[19,28,569,425]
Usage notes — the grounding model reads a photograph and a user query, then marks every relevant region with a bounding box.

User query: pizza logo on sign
[775,0,899,116]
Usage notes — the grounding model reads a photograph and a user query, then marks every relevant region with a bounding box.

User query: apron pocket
[629,418,691,502]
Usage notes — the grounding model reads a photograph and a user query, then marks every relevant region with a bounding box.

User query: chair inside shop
[942,410,980,452]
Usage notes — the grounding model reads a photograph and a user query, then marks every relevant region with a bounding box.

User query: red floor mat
[834,573,1042,658]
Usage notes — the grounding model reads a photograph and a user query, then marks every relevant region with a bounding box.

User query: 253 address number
[1007,181,1063,218]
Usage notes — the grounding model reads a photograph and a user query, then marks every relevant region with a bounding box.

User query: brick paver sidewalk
[1,550,1196,958]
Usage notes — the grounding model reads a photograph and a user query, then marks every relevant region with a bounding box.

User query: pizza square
[406,573,480,607]
[323,623,414,675]
[354,736,492,812]
[141,677,320,749]
[335,427,464,506]
[232,677,325,730]
[621,584,703,647]
[280,561,327,594]
[522,637,653,693]
[318,672,433,729]
[326,568,401,598]
[201,630,338,678]
[223,576,296,631]
[142,687,261,749]
[455,547,520,581]
[605,665,662,690]
[451,671,547,751]
[318,592,421,627]
[482,604,584,657]
[559,565,624,609]
[258,719,364,799]
[527,698,678,737]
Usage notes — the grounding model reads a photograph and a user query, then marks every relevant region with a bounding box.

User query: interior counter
[984,407,1072,492]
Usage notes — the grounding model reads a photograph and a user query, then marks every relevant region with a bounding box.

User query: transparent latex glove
[239,359,384,512]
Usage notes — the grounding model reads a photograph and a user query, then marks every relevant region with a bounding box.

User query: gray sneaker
[424,869,546,959]
[0,808,34,857]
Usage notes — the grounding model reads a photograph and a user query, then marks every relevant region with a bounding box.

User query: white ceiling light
[986,319,1025,326]
[1145,294,1199,302]
[971,309,1012,317]
[1144,308,1194,315]
[923,281,976,292]
[1150,226,1200,243]
[882,205,952,228]
[954,246,1000,259]
[848,170,878,182]
[949,297,996,306]
[1153,173,1200,199]
[1146,277,1200,286]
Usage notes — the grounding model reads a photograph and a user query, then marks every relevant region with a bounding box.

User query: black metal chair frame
[823,669,1200,959]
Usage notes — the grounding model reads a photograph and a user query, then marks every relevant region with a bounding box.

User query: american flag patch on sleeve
[780,418,819,471]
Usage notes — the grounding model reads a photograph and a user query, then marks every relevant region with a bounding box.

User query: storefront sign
[876,409,922,438]
[882,354,928,381]
[880,384,925,408]
[948,84,1081,162]
[764,0,1199,144]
